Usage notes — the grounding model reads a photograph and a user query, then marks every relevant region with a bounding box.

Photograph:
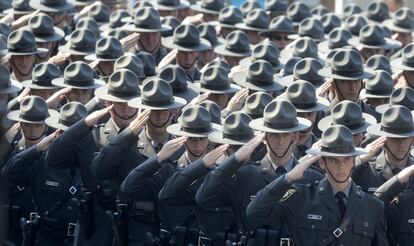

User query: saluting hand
[128,109,151,136]
[85,105,114,127]
[234,133,265,162]
[203,144,229,167]
[46,87,71,109]
[316,78,333,97]
[396,164,414,184]
[287,154,321,183]
[226,88,249,113]
[36,130,60,152]
[157,136,187,162]
[358,136,386,164]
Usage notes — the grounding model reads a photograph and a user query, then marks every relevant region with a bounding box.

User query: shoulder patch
[281,188,296,202]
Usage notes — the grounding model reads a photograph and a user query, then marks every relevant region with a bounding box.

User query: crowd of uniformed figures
[2,0,414,245]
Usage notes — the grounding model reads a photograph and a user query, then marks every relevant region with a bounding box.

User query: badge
[45,180,59,187]
[367,187,377,192]
[281,188,296,202]
[408,219,414,224]
[307,214,323,220]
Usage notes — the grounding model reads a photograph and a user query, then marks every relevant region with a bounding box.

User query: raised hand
[121,32,140,52]
[48,52,70,66]
[157,136,187,162]
[36,130,60,152]
[16,87,31,103]
[396,164,414,184]
[226,88,249,113]
[12,10,40,30]
[316,78,333,97]
[0,13,14,24]
[234,133,265,162]
[189,91,211,106]
[46,88,71,109]
[128,109,151,135]
[85,105,114,127]
[287,154,321,183]
[203,144,229,167]
[1,54,10,66]
[358,136,386,164]
[157,49,178,70]
[182,14,204,25]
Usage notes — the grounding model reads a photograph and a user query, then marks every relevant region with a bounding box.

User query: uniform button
[311,225,315,229]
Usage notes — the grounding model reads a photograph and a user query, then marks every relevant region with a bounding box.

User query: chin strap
[384,144,411,162]
[11,59,34,77]
[148,111,172,128]
[322,157,353,184]
[333,80,363,102]
[185,142,209,158]
[112,108,138,121]
[266,135,294,159]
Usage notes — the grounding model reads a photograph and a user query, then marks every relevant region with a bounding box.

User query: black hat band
[381,125,414,134]
[33,79,54,87]
[264,120,298,129]
[135,22,161,30]
[249,78,273,87]
[331,69,363,77]
[402,59,414,67]
[291,101,317,109]
[365,88,393,96]
[142,97,174,107]
[33,29,55,37]
[58,117,75,127]
[20,113,48,122]
[108,89,139,98]
[8,46,37,53]
[181,125,211,133]
[321,146,355,153]
[174,38,200,48]
[360,37,385,46]
[223,132,253,140]
[332,120,364,130]
[201,83,229,91]
[226,45,249,53]
[65,79,95,87]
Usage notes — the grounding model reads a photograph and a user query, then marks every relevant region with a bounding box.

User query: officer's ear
[292,132,299,144]
[319,157,326,171]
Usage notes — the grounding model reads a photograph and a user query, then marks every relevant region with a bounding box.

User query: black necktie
[335,191,347,218]
[154,143,163,153]
[275,166,287,176]
[392,168,401,175]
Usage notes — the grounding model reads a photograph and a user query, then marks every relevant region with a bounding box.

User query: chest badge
[45,180,59,187]
[307,214,323,220]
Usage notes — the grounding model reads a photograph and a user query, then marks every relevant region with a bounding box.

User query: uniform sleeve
[374,176,404,205]
[159,159,210,206]
[2,145,40,186]
[195,155,243,208]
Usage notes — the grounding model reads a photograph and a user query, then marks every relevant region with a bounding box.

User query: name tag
[308,214,323,220]
[408,219,414,224]
[45,180,59,187]
[367,187,377,192]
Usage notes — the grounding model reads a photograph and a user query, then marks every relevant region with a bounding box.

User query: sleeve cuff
[65,120,92,141]
[216,154,243,176]
[181,159,210,178]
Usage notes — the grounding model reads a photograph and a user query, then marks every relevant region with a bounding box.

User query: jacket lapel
[342,182,363,222]
[259,155,279,184]
[318,178,342,219]
[137,129,156,158]
[374,152,393,181]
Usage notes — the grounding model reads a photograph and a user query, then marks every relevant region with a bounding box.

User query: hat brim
[235,23,268,32]
[239,57,284,72]
[161,36,211,52]
[58,43,94,55]
[7,109,54,124]
[30,0,75,12]
[195,82,240,94]
[317,66,375,80]
[167,122,220,137]
[8,47,49,56]
[0,80,22,94]
[214,44,251,57]
[94,86,140,103]
[128,96,187,110]
[383,19,414,33]
[279,47,325,63]
[190,4,220,15]
[51,78,105,89]
[208,127,256,145]
[367,123,414,138]
[232,73,285,92]
[21,26,65,43]
[4,8,35,15]
[278,74,325,88]
[45,110,70,130]
[375,103,394,114]
[175,83,199,101]
[288,33,326,42]
[361,88,392,99]
[348,37,402,50]
[124,24,171,33]
[20,80,60,90]
[259,28,296,35]
[317,40,349,54]
[279,94,330,113]
[306,147,366,157]
[72,0,94,6]
[249,116,312,133]
[390,57,414,71]
[84,54,121,62]
[318,113,377,134]
[154,0,189,10]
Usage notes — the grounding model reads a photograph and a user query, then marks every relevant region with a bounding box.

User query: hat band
[365,88,393,96]
[331,69,363,77]
[8,46,36,53]
[223,132,253,140]
[181,125,211,133]
[172,85,188,93]
[321,146,355,154]
[108,89,139,98]
[58,118,74,127]
[65,79,94,87]
[20,113,47,122]
[332,120,364,130]
[33,79,53,86]
[135,22,161,30]
[174,39,201,48]
[264,121,297,129]
[402,59,414,67]
[227,45,249,54]
[41,0,66,7]
[249,78,273,87]
[158,0,180,6]
[142,97,174,107]
[360,38,385,46]
[381,125,414,134]
[33,30,55,37]
[291,101,317,109]
[201,83,229,91]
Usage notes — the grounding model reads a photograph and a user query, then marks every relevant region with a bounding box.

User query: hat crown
[89,2,109,23]
[366,55,391,74]
[244,9,268,29]
[173,24,201,47]
[96,37,124,59]
[367,1,389,22]
[393,7,414,29]
[200,0,224,12]
[225,30,250,53]
[240,1,260,16]
[286,80,317,107]
[161,16,180,37]
[136,51,156,76]
[293,37,318,59]
[247,60,274,84]
[359,24,385,45]
[76,18,100,37]
[365,70,393,94]
[331,100,363,128]
[159,65,188,92]
[69,28,96,53]
[298,17,324,40]
[401,43,414,65]
[331,48,364,74]
[198,23,217,45]
[114,54,144,79]
[109,10,130,28]
[381,105,413,133]
[180,105,211,130]
[13,0,31,10]
[0,23,11,37]
[311,5,329,16]
[219,6,243,25]
[343,3,362,19]
[59,102,88,127]
[201,65,230,89]
[199,100,221,124]
[32,62,60,84]
[320,125,354,150]
[287,2,310,22]
[389,87,414,110]
[107,69,140,97]
[264,99,298,128]
[134,7,162,30]
[252,41,280,67]
[141,78,174,105]
[268,15,294,32]
[0,64,11,89]
[64,61,94,85]
[223,112,253,138]
[293,58,323,85]
[282,57,301,76]
[28,13,55,36]
[265,0,287,12]
[8,29,38,53]
[344,14,368,35]
[19,96,49,120]
[244,91,273,119]
[327,27,352,49]
[321,13,341,34]
[205,60,231,73]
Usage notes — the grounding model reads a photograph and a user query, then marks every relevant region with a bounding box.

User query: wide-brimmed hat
[343,14,369,36]
[0,22,11,37]
[74,17,101,38]
[157,65,198,101]
[21,13,64,43]
[191,0,224,15]
[7,29,48,55]
[318,100,376,134]
[197,23,223,48]
[288,17,326,42]
[95,68,141,103]
[88,2,109,24]
[58,28,96,55]
[128,78,187,110]
[363,70,393,99]
[307,125,366,157]
[390,42,414,71]
[5,0,35,15]
[368,105,414,138]
[7,96,50,124]
[280,37,320,60]
[30,0,75,12]
[318,27,352,54]
[281,58,325,87]
[341,3,362,20]
[209,112,255,145]
[125,7,171,33]
[99,9,130,31]
[71,0,93,6]
[286,2,311,26]
[239,41,283,71]
[349,24,401,50]
[376,87,414,113]
[279,56,301,77]
[114,53,145,79]
[384,7,414,33]
[46,102,87,131]
[217,6,243,29]
[0,64,22,94]
[214,30,251,57]
[243,91,273,119]
[240,1,260,17]
[365,1,390,23]
[260,16,295,36]
[162,24,210,52]
[196,65,240,94]
[52,61,104,89]
[250,99,311,133]
[311,5,330,17]
[137,51,158,77]
[21,63,60,90]
[265,0,287,14]
[167,105,219,137]
[199,100,221,124]
[321,13,341,34]
[161,16,181,37]
[232,60,284,92]
[282,80,329,112]
[236,9,269,32]
[366,55,392,74]
[153,0,189,11]
[318,48,375,80]
[85,37,124,62]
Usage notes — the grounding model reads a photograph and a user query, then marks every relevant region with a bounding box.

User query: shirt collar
[268,154,295,173]
[332,180,352,199]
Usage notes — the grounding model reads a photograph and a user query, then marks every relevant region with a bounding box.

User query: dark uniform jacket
[246,176,388,246]
[352,151,414,194]
[375,176,414,246]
